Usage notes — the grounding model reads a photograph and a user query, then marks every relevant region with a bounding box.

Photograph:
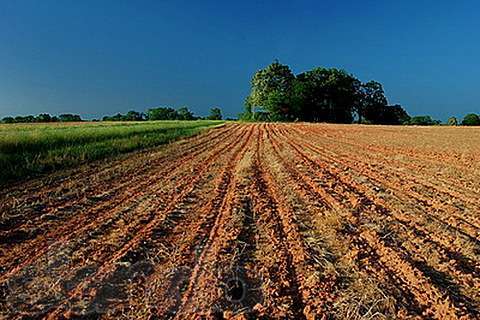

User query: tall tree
[294,68,359,123]
[246,60,295,120]
[385,104,410,124]
[358,81,388,124]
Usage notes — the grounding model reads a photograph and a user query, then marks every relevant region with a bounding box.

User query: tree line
[241,60,479,126]
[1,113,82,123]
[1,107,223,123]
[103,106,222,121]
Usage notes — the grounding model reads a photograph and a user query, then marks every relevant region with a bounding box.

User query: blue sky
[0,0,479,120]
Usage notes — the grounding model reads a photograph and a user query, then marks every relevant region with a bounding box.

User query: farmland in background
[1,123,480,319]
[0,120,223,184]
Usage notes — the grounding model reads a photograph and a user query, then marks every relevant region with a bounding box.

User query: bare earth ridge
[1,123,480,319]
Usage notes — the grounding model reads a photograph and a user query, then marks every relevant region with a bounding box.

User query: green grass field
[0,120,223,184]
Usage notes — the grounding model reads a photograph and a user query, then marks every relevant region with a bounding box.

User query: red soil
[1,123,479,319]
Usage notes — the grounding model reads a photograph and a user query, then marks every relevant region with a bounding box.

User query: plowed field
[1,123,480,319]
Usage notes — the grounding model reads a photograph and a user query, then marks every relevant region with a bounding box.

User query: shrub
[447,117,458,126]
[2,117,15,124]
[407,116,440,126]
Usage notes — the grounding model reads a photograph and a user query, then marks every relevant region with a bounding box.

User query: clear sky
[1,0,479,120]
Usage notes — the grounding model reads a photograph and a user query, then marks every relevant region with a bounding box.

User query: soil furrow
[281,126,480,258]
[0,124,233,232]
[170,125,257,319]
[265,125,426,318]
[268,125,465,318]
[3,125,249,319]
[0,126,245,282]
[2,123,480,319]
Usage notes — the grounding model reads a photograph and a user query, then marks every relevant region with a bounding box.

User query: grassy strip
[0,120,223,184]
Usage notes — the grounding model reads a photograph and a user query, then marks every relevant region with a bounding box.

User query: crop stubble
[1,123,479,319]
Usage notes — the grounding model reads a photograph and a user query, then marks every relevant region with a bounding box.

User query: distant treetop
[1,106,226,124]
[1,113,82,123]
[207,107,222,120]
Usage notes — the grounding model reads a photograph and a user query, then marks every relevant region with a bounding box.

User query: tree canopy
[407,115,441,126]
[146,106,199,121]
[177,107,195,120]
[207,107,223,120]
[58,114,82,122]
[147,107,177,120]
[243,60,410,125]
[292,68,359,123]
[461,113,480,126]
[246,60,295,121]
[103,110,145,121]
